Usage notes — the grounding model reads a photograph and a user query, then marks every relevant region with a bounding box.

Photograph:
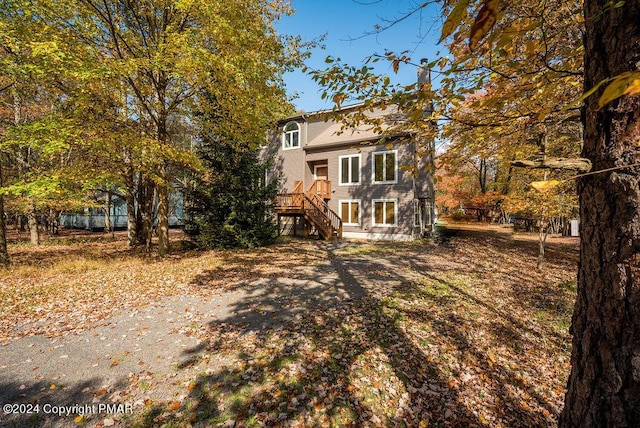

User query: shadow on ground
[138,226,576,427]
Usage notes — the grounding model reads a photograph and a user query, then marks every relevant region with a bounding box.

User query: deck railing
[306,179,332,199]
[275,180,342,240]
[275,192,304,211]
[306,193,342,238]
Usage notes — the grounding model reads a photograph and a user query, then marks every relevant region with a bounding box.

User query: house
[264,60,436,241]
[59,191,184,231]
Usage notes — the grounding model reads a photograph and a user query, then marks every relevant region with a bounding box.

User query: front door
[314,164,328,180]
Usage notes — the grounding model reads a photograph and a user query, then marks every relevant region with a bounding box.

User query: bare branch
[511,157,592,172]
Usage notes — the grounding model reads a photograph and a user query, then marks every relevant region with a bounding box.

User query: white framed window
[339,200,361,226]
[372,199,397,227]
[414,199,433,227]
[282,121,300,150]
[372,150,397,183]
[414,199,422,227]
[339,154,361,185]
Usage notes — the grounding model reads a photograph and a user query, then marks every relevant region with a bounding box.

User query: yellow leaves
[562,70,640,114]
[529,180,560,193]
[598,71,640,108]
[469,0,499,51]
[439,0,469,43]
[332,93,347,106]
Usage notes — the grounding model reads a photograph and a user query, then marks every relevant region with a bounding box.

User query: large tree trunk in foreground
[560,1,640,426]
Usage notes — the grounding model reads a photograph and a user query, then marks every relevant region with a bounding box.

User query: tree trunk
[28,201,40,246]
[157,172,169,257]
[124,171,138,246]
[559,1,640,426]
[0,161,9,267]
[478,157,487,194]
[103,192,112,234]
[48,208,59,235]
[536,220,548,270]
[125,186,137,246]
[136,174,154,251]
[156,112,170,257]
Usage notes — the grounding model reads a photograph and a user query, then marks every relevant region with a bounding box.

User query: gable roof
[279,102,409,149]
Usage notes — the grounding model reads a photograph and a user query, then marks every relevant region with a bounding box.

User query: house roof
[309,119,386,147]
[279,102,407,149]
[278,102,370,123]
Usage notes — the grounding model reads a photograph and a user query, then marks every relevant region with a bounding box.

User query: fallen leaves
[0,236,222,342]
[3,226,578,427]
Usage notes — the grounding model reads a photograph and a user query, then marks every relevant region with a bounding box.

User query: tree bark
[124,165,138,247]
[28,201,40,246]
[125,186,137,247]
[103,192,112,234]
[0,160,9,267]
[559,1,640,426]
[157,171,169,257]
[156,112,170,257]
[137,175,154,251]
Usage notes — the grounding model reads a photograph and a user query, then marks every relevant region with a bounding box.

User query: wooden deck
[274,180,342,240]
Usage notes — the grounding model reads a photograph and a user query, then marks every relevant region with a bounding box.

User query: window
[339,200,360,226]
[372,150,397,183]
[373,199,397,226]
[282,122,300,149]
[414,199,433,227]
[339,154,360,185]
[414,200,422,227]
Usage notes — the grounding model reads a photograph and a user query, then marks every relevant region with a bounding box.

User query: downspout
[302,114,308,189]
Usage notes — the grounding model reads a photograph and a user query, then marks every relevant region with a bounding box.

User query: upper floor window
[339,154,360,185]
[282,121,300,150]
[372,150,397,183]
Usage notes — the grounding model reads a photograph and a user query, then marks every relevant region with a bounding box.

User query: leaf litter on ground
[1,224,578,427]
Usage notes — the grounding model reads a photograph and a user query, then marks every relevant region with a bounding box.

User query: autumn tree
[1,0,303,256]
[314,0,639,424]
[0,3,88,248]
[437,1,640,423]
[559,1,640,425]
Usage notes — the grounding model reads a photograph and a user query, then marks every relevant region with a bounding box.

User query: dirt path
[1,244,355,427]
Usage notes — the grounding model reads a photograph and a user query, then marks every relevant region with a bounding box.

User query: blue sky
[276,1,444,113]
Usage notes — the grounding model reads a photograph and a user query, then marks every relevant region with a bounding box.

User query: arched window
[282,121,300,149]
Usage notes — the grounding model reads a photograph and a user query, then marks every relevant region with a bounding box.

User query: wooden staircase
[275,180,342,241]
